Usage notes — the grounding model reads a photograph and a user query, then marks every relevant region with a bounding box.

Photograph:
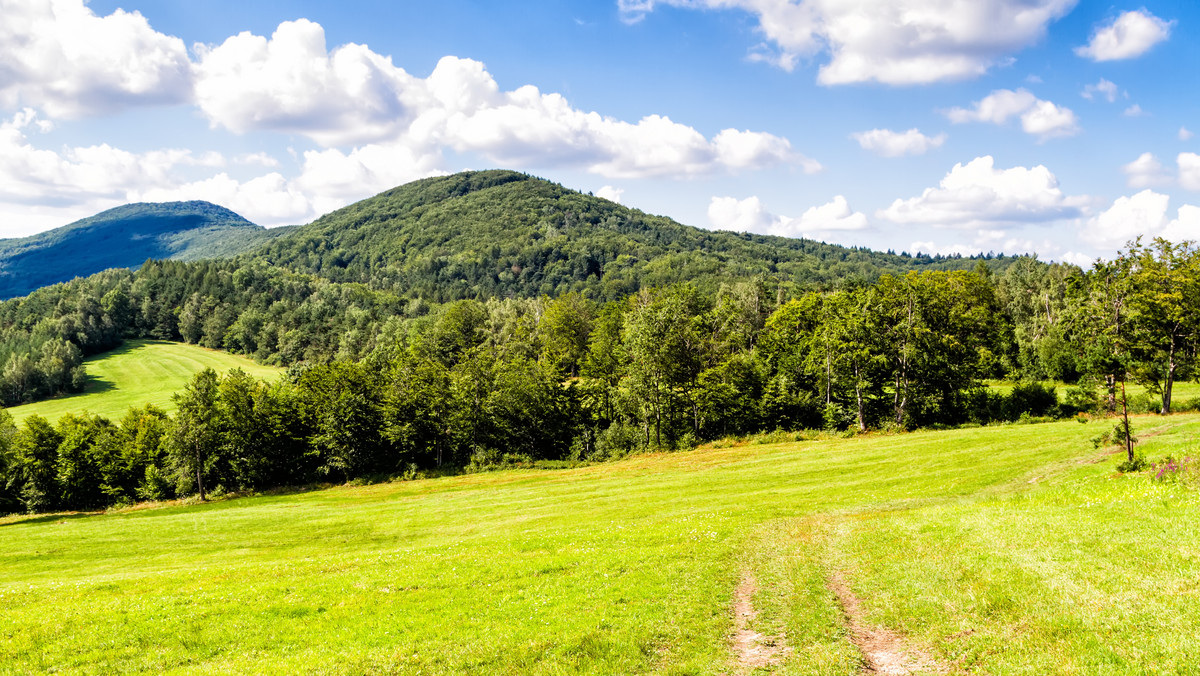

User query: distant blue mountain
[0,201,293,298]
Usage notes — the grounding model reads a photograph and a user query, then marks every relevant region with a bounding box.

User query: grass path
[4,340,283,424]
[2,414,1198,673]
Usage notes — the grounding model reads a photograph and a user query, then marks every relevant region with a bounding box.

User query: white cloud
[1178,153,1200,191]
[595,186,624,203]
[234,152,281,168]
[131,173,313,226]
[0,108,440,231]
[879,155,1086,229]
[0,113,203,208]
[1058,251,1095,267]
[1122,152,1170,188]
[0,0,192,118]
[1,108,54,134]
[1123,104,1146,117]
[1085,190,1199,248]
[851,128,945,157]
[909,241,984,257]
[708,194,867,239]
[1075,9,1173,62]
[193,19,420,147]
[619,0,1076,85]
[192,22,807,179]
[1081,78,1119,103]
[1180,127,1194,141]
[945,88,1079,140]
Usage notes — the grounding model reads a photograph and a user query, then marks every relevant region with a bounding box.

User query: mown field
[3,412,1198,674]
[986,378,1200,406]
[4,340,283,425]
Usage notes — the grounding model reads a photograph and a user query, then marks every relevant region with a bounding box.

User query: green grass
[2,414,1198,674]
[4,340,283,425]
[985,378,1200,406]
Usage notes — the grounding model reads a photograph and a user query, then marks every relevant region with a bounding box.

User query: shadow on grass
[0,511,101,528]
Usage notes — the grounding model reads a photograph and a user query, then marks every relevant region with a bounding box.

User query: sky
[1,0,1198,264]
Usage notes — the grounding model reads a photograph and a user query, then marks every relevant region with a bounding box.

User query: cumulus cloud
[945,88,1079,140]
[1180,127,1194,141]
[0,108,445,230]
[595,186,624,203]
[190,22,807,178]
[0,0,192,118]
[851,128,945,157]
[193,19,419,146]
[234,152,281,168]
[1123,152,1170,188]
[879,156,1087,229]
[619,0,1076,85]
[1123,104,1146,118]
[1081,78,1119,102]
[1179,153,1200,192]
[1085,190,1198,248]
[708,194,867,239]
[0,111,206,208]
[1075,9,1173,62]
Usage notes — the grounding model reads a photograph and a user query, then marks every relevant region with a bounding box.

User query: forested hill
[0,201,293,299]
[252,170,1011,301]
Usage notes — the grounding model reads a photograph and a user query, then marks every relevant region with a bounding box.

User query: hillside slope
[0,201,292,299]
[4,340,284,424]
[253,170,1010,301]
[3,415,1196,673]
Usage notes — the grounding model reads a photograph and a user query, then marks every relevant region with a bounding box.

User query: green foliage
[254,170,1006,304]
[0,200,285,299]
[166,368,220,500]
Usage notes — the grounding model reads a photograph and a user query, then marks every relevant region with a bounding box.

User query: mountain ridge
[249,170,1009,301]
[0,201,293,298]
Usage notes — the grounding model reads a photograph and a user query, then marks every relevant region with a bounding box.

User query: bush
[1062,382,1101,416]
[594,421,642,460]
[1116,453,1148,473]
[965,388,1005,424]
[1005,382,1058,419]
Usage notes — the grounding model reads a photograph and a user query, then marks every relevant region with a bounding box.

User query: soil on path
[828,573,950,675]
[731,572,792,674]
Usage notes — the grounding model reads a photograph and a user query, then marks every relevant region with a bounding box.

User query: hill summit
[0,201,289,299]
[253,170,998,301]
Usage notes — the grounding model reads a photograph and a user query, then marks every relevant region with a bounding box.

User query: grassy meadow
[3,412,1198,674]
[4,340,283,425]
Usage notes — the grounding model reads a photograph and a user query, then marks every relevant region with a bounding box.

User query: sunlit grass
[2,413,1197,673]
[4,340,283,424]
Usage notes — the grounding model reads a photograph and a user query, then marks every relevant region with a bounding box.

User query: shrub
[1116,453,1148,473]
[1005,382,1058,419]
[594,421,642,460]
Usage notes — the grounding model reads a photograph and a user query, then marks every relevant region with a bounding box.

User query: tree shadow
[0,511,100,528]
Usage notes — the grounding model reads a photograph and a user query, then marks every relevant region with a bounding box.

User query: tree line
[2,237,1196,514]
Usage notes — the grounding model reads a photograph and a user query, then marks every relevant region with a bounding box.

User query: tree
[1123,238,1200,415]
[541,292,596,377]
[623,286,707,447]
[55,413,114,511]
[1074,258,1138,465]
[10,415,63,512]
[168,368,221,500]
[0,410,21,513]
[292,361,388,480]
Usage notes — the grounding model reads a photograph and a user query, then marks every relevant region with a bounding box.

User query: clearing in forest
[4,339,283,424]
[3,414,1199,674]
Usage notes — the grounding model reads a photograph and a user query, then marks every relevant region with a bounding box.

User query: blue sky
[1,0,1198,263]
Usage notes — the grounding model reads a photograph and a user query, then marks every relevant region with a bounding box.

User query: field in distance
[3,413,1198,674]
[4,340,284,425]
